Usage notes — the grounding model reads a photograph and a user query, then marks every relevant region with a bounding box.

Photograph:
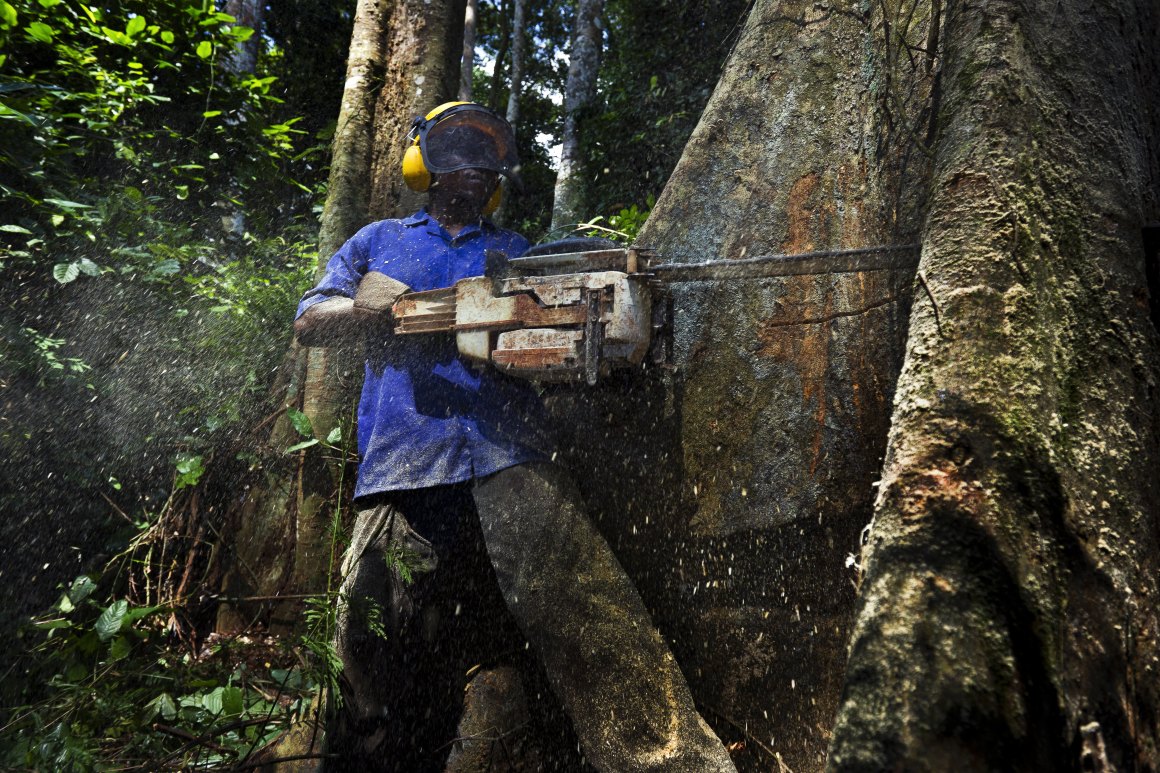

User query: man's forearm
[295,297,367,347]
[294,273,410,347]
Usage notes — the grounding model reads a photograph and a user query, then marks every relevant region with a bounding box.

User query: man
[294,102,735,772]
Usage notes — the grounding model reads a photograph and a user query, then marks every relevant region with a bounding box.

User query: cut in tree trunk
[550,0,604,231]
[827,0,1160,769]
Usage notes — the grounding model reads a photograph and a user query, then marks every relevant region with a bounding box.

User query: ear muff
[402,141,430,192]
[483,183,502,216]
[402,101,471,192]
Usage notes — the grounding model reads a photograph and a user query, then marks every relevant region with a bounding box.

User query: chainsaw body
[392,246,658,384]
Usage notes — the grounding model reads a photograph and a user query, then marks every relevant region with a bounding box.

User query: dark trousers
[330,462,736,773]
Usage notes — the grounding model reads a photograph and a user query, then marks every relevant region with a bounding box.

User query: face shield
[416,105,523,190]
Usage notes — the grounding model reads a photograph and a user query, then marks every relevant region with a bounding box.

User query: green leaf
[148,693,178,721]
[126,15,145,37]
[284,438,319,454]
[325,426,342,444]
[0,224,32,234]
[196,40,212,59]
[25,21,53,43]
[53,262,79,284]
[38,0,62,7]
[222,685,244,716]
[202,110,222,118]
[109,634,130,660]
[174,453,204,489]
[0,2,16,29]
[67,574,97,605]
[32,617,72,631]
[287,407,313,438]
[95,599,128,641]
[160,29,174,44]
[152,258,180,276]
[77,258,100,277]
[50,214,64,227]
[100,26,131,46]
[43,197,90,209]
[202,686,224,715]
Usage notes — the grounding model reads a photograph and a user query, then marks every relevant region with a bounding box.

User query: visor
[418,106,523,189]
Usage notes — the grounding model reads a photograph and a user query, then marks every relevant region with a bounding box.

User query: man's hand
[354,272,411,315]
[295,272,410,347]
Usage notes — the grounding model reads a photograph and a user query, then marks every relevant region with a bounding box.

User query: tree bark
[369,0,468,219]
[828,0,1160,769]
[550,0,605,230]
[492,0,527,226]
[504,0,527,129]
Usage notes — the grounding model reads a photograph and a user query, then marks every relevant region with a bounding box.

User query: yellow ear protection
[402,101,515,216]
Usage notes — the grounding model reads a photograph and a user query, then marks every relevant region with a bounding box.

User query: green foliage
[3,573,318,770]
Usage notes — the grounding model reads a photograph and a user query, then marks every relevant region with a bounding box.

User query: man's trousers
[330,461,736,773]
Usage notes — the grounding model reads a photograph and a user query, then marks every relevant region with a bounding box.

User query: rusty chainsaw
[391,240,920,385]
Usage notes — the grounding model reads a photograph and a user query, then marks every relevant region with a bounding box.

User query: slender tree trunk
[222,0,265,74]
[504,0,527,129]
[550,0,604,231]
[828,0,1160,768]
[459,0,478,100]
[486,0,511,113]
[492,0,527,226]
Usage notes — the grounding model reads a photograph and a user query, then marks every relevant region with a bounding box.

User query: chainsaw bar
[506,243,921,281]
[646,244,921,282]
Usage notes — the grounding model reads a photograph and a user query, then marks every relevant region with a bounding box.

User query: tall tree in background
[459,0,479,100]
[222,0,265,74]
[550,0,604,230]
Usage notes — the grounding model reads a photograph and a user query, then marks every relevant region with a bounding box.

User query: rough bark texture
[828,0,1160,769]
[548,0,933,768]
[550,0,604,230]
[369,0,468,220]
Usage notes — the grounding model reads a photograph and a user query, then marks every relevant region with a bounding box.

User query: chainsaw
[391,238,920,385]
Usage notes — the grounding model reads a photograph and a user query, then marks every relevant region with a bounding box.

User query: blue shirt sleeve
[294,225,374,319]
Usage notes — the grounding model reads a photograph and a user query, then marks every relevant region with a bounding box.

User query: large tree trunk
[550,0,604,230]
[549,0,934,768]
[827,0,1160,769]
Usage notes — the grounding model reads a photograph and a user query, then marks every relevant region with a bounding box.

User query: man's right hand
[294,272,410,347]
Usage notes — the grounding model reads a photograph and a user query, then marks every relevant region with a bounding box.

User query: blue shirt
[296,209,554,498]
